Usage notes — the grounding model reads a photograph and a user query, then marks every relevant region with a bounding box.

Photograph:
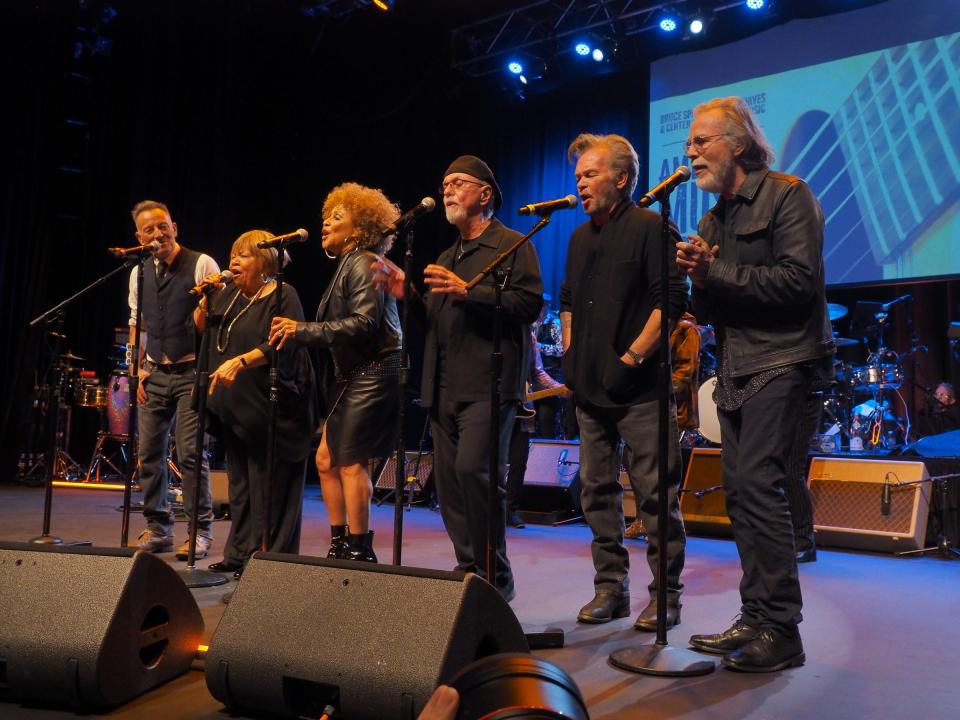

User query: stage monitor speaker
[808,457,930,552]
[374,451,433,493]
[210,468,230,519]
[205,553,529,720]
[0,542,203,711]
[518,440,581,523]
[679,448,731,536]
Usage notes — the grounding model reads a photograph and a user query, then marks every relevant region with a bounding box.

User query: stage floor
[1,482,958,720]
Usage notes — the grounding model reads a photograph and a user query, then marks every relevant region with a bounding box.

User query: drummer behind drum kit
[695,296,918,452]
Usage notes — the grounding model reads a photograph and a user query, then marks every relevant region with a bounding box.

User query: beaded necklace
[216,284,267,353]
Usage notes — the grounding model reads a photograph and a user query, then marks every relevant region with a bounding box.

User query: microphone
[108,240,161,257]
[881,294,911,312]
[518,195,578,216]
[637,166,692,207]
[188,270,234,297]
[256,229,308,249]
[558,449,568,466]
[881,477,891,516]
[383,197,436,235]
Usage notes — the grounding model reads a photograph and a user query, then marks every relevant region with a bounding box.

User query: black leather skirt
[324,370,399,467]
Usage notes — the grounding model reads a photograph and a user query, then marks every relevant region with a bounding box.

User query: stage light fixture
[507,60,523,75]
[372,0,396,11]
[574,41,591,57]
[659,16,679,33]
[689,18,704,34]
[746,0,766,10]
[591,47,605,62]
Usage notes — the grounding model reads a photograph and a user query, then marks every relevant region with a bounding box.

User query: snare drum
[852,364,902,391]
[697,377,722,445]
[76,383,108,408]
[107,373,131,436]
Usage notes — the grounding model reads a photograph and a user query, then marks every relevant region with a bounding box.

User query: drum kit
[694,297,916,452]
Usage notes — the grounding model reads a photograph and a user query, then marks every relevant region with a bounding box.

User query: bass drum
[697,376,721,445]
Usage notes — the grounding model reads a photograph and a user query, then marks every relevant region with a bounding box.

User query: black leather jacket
[691,168,834,377]
[294,249,401,374]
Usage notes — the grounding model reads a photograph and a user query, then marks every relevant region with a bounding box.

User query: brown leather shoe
[132,530,174,553]
[689,616,761,655]
[577,590,630,624]
[175,535,212,560]
[633,597,681,631]
[624,518,646,540]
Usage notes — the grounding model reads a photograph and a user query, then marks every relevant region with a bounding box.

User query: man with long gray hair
[677,97,834,672]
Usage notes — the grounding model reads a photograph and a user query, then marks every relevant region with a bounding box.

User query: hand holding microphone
[189,270,234,297]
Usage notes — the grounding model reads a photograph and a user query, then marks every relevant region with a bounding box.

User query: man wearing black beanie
[374,155,543,600]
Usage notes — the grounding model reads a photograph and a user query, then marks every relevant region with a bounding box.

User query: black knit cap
[443,154,502,210]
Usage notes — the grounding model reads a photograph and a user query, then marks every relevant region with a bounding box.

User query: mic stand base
[522,625,565,649]
[177,566,230,588]
[609,642,716,677]
[28,535,93,547]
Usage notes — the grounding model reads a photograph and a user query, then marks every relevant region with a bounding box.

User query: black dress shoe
[633,598,681,632]
[208,560,242,573]
[689,617,761,655]
[796,546,817,564]
[232,567,244,581]
[507,512,526,529]
[722,628,805,672]
[577,590,630,624]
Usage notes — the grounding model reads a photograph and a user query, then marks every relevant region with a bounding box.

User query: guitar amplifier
[679,448,731,536]
[808,457,930,553]
[519,440,581,524]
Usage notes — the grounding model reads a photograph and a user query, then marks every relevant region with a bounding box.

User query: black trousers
[784,392,822,551]
[718,367,811,631]
[431,390,516,596]
[220,426,306,567]
[506,423,530,513]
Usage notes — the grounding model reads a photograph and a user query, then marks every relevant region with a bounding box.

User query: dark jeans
[718,367,811,631]
[137,368,212,539]
[785,392,822,551]
[576,399,686,599]
[220,426,306,566]
[431,390,516,596]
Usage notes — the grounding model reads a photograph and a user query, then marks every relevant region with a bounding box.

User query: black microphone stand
[609,191,715,677]
[392,229,417,565]
[178,289,228,588]
[464,214,564,649]
[895,472,960,560]
[27,254,145,546]
[122,253,145,547]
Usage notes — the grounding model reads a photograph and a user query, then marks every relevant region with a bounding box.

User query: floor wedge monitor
[205,552,529,720]
[0,542,203,712]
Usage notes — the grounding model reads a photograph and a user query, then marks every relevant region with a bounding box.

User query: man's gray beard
[694,157,735,195]
[444,205,466,225]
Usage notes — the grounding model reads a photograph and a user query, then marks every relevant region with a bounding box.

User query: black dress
[294,248,402,467]
[206,284,314,565]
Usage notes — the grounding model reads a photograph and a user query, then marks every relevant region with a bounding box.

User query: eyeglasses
[684,134,726,152]
[439,177,485,194]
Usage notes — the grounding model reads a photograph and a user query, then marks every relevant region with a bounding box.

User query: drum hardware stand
[896,472,960,560]
[85,433,131,483]
[609,186,715,677]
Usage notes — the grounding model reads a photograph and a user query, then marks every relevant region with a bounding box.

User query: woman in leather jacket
[271,183,401,563]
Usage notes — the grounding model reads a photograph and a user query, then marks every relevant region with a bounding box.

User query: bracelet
[238,356,248,367]
[625,349,645,365]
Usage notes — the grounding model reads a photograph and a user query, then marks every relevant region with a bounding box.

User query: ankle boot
[345,530,377,563]
[327,525,349,559]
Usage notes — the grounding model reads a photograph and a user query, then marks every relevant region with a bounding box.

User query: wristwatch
[625,349,645,365]
[238,356,248,367]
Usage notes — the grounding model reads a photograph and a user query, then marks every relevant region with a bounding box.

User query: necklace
[216,284,267,353]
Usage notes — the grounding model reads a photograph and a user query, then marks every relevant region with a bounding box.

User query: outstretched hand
[371,255,406,300]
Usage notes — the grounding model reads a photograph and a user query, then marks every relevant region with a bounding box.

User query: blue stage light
[689,19,704,34]
[507,60,523,75]
[659,17,678,33]
[746,0,765,10]
[591,48,604,62]
[574,42,591,57]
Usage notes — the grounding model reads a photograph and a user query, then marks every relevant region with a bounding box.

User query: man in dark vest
[127,200,220,558]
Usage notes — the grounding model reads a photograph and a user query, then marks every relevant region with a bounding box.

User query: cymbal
[832,336,859,347]
[60,351,87,362]
[827,303,848,321]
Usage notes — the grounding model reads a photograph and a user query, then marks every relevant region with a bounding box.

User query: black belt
[148,359,197,374]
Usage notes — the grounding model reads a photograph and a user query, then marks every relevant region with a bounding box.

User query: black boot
[327,525,349,559]
[345,530,377,563]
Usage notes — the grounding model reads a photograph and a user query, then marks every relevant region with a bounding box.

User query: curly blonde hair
[322,182,400,255]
